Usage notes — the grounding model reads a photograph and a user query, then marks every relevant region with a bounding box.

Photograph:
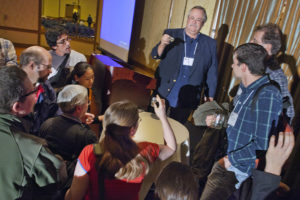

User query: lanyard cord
[233,90,255,115]
[183,32,198,58]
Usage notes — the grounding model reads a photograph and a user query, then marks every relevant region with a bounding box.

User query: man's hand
[153,95,167,120]
[265,132,295,175]
[218,156,231,169]
[223,156,231,169]
[204,97,214,102]
[160,34,173,46]
[98,115,104,122]
[205,114,216,127]
[81,112,95,125]
[157,34,173,56]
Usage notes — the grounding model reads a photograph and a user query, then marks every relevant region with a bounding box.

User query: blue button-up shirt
[167,33,200,107]
[227,75,282,175]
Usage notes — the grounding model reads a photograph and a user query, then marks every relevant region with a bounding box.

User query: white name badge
[228,112,238,127]
[237,87,242,96]
[183,57,194,66]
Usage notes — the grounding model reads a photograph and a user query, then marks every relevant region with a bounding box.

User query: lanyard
[183,32,198,58]
[233,90,254,115]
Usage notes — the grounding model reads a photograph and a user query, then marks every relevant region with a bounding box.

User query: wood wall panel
[0,0,39,30]
[43,0,60,18]
[129,0,172,71]
[0,29,38,45]
[169,0,187,29]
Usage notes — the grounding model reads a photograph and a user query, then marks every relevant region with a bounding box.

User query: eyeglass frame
[35,63,52,72]
[188,15,205,23]
[19,88,38,101]
[56,37,71,45]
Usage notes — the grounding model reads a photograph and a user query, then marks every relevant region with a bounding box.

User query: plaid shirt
[227,75,282,175]
[266,67,294,120]
[0,38,17,67]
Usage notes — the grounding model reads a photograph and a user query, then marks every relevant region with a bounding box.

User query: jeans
[200,162,238,200]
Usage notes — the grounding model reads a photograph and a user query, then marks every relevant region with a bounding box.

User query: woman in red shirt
[65,96,176,200]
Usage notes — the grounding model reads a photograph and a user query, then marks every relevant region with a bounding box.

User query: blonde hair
[115,154,149,180]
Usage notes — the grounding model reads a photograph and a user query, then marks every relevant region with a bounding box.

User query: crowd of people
[0,4,297,200]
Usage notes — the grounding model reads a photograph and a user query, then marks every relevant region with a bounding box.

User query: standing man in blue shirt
[151,6,218,124]
[200,43,282,200]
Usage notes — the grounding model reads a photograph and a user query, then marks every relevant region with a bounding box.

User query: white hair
[57,84,88,113]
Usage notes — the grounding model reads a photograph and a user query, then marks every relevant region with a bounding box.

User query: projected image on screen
[99,0,136,62]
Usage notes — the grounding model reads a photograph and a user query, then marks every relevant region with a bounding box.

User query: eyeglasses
[56,37,71,45]
[188,16,204,23]
[19,88,38,100]
[35,63,52,71]
[88,100,91,106]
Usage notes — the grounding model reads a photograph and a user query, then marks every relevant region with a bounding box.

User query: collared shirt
[266,67,294,120]
[167,32,200,107]
[227,75,282,175]
[0,38,17,66]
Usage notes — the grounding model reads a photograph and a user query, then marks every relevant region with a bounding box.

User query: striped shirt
[227,75,282,175]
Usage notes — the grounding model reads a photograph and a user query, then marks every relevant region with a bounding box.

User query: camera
[151,97,159,107]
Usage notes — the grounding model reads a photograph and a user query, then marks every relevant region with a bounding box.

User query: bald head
[20,46,52,84]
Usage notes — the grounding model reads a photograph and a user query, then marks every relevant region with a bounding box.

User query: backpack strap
[49,53,70,88]
[93,143,103,156]
[251,80,280,111]
[93,143,105,199]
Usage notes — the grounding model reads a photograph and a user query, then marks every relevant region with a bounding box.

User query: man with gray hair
[40,84,97,160]
[40,84,97,190]
[151,5,218,124]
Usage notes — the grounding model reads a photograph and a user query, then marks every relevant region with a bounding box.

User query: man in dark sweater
[40,84,97,161]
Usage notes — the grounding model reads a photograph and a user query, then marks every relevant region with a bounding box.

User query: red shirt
[78,142,160,200]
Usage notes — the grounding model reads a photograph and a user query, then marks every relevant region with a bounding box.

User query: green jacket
[0,114,63,199]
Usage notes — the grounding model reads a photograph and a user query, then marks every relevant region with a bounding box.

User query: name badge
[228,112,238,127]
[183,57,194,66]
[237,87,242,96]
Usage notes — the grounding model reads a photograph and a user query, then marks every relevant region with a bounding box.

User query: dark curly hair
[45,26,68,49]
[234,43,268,76]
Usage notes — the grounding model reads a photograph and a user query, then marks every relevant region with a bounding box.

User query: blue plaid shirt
[227,75,282,175]
[266,67,294,120]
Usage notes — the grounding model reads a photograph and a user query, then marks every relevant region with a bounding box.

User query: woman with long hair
[65,96,176,200]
